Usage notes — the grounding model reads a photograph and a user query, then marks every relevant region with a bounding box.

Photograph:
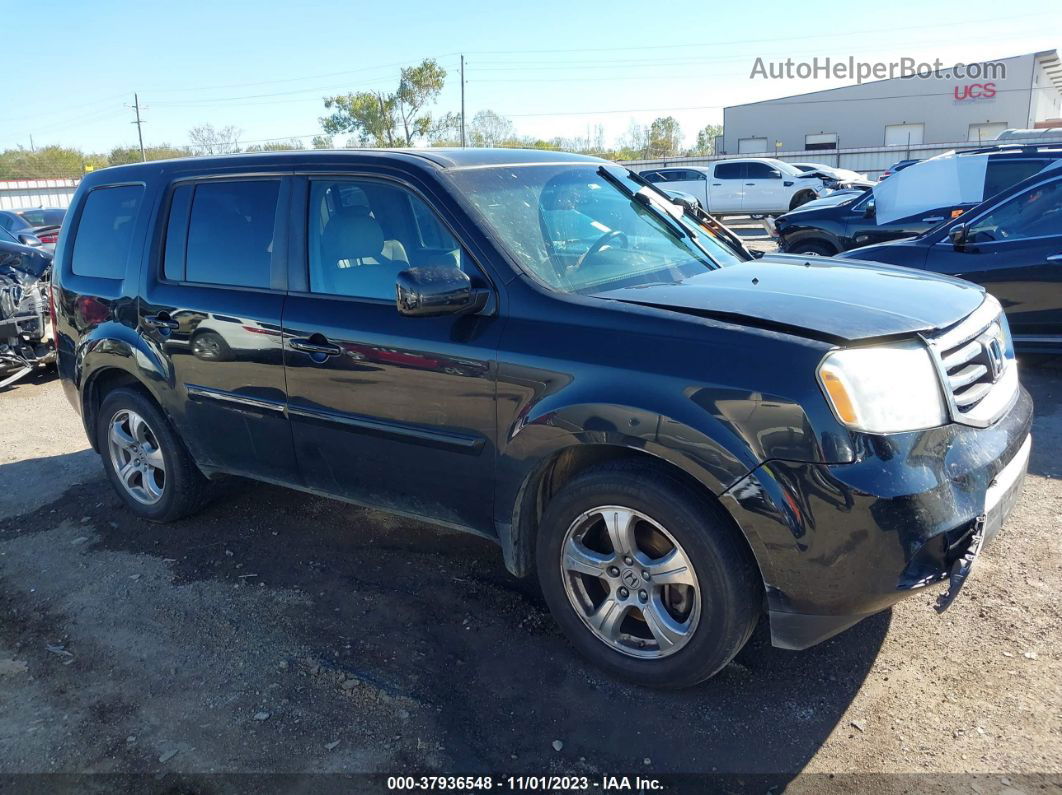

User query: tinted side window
[184,180,280,288]
[968,179,1062,243]
[71,185,145,279]
[745,162,781,179]
[641,171,663,182]
[714,163,744,180]
[308,179,471,300]
[983,160,1048,200]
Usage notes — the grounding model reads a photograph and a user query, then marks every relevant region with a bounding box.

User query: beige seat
[318,210,409,298]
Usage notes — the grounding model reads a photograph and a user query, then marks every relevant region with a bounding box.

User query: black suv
[841,166,1062,352]
[54,149,1031,687]
[772,145,1062,256]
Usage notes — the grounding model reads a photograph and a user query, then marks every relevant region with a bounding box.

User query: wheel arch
[500,442,768,597]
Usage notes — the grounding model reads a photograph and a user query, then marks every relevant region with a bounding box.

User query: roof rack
[956,143,1062,156]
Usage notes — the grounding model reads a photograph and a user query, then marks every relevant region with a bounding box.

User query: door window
[967,179,1062,243]
[307,179,469,300]
[745,162,782,179]
[70,185,145,279]
[163,180,282,288]
[713,163,745,180]
[982,159,1050,200]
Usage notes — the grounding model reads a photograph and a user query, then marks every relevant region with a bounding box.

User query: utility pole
[132,93,146,162]
[29,135,35,152]
[460,55,466,148]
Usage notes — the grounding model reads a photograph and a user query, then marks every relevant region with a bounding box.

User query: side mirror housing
[949,224,968,250]
[863,201,876,218]
[396,267,486,317]
[18,232,42,247]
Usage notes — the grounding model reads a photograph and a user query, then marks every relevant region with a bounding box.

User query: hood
[781,192,860,215]
[593,255,985,343]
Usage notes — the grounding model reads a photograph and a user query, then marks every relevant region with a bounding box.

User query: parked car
[54,149,1031,687]
[0,226,54,387]
[770,145,1062,256]
[0,207,66,249]
[878,159,920,181]
[841,165,1062,352]
[640,158,827,215]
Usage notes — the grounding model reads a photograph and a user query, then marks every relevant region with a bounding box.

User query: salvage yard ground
[0,361,1059,791]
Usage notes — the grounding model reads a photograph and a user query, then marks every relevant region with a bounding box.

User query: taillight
[38,232,58,244]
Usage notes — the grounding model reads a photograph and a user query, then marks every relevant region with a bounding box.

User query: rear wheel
[97,387,210,521]
[536,462,761,688]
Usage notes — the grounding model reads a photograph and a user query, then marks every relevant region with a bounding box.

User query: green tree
[107,144,190,166]
[311,135,334,149]
[321,58,447,147]
[647,116,682,159]
[0,146,104,179]
[243,138,306,152]
[691,124,723,156]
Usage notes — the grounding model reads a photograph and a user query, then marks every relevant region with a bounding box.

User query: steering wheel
[574,230,628,270]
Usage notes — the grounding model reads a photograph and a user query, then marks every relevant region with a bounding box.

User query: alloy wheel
[107,409,166,505]
[560,505,701,659]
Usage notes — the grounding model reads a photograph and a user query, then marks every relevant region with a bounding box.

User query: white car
[640,158,827,215]
[789,162,871,184]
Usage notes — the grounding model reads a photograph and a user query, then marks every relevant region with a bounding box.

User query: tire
[97,387,210,522]
[790,240,835,257]
[536,461,761,688]
[789,191,817,210]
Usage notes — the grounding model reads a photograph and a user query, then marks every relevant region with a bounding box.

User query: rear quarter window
[70,185,145,279]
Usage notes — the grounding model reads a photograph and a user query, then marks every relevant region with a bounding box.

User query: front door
[925,176,1062,341]
[741,161,786,213]
[139,175,298,482]
[282,176,500,532]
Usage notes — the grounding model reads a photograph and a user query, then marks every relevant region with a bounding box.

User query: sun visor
[873,153,989,225]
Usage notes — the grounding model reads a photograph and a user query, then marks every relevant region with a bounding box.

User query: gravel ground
[0,357,1059,793]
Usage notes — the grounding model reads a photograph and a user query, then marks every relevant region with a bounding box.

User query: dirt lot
[0,360,1059,793]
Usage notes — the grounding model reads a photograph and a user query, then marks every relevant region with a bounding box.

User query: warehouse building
[722,50,1062,155]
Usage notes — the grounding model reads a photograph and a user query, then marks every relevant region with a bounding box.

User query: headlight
[818,340,947,433]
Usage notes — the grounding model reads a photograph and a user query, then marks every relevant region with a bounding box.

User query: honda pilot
[53,149,1031,687]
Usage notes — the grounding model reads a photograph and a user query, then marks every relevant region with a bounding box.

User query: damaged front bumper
[720,385,1033,650]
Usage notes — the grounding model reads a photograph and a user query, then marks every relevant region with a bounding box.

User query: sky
[2,0,1061,154]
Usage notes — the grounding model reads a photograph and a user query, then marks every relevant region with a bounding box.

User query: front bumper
[720,385,1033,649]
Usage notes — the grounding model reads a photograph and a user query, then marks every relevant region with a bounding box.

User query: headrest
[324,214,385,261]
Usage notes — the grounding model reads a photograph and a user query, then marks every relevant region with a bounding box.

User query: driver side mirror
[396,267,487,318]
[949,224,968,250]
[863,200,876,219]
[17,232,42,247]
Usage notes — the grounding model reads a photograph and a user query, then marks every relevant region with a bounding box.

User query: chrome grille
[925,296,1017,427]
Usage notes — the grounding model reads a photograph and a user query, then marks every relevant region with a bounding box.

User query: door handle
[143,314,179,331]
[922,216,945,223]
[1047,254,1062,263]
[712,183,722,186]
[289,337,341,357]
[745,183,756,186]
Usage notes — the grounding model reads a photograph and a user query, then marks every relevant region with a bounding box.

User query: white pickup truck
[640,158,829,216]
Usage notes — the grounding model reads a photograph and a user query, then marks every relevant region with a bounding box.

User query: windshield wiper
[596,167,689,241]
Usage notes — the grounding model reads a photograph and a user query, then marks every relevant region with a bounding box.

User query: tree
[469,110,514,148]
[188,124,242,155]
[427,112,463,146]
[243,138,306,152]
[647,116,682,159]
[311,135,334,149]
[108,144,190,165]
[692,124,723,156]
[321,58,447,148]
[0,146,105,179]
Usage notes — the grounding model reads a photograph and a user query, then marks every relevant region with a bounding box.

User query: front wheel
[536,462,762,688]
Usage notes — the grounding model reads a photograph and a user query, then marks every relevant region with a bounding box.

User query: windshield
[449,164,743,294]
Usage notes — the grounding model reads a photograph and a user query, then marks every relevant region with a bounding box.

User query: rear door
[925,175,1062,341]
[741,161,787,213]
[139,175,298,482]
[709,162,744,212]
[281,174,500,532]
